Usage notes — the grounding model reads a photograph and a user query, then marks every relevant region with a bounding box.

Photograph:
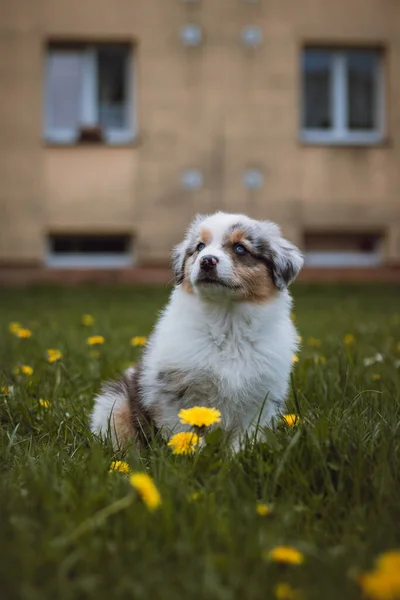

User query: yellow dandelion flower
[81,314,95,326]
[256,503,271,517]
[292,354,299,364]
[178,406,221,428]
[46,349,63,363]
[376,550,400,573]
[358,570,400,600]
[344,333,355,345]
[282,414,300,427]
[274,583,301,600]
[372,374,381,381]
[9,322,22,333]
[130,473,162,511]
[307,337,321,348]
[87,335,105,346]
[131,336,148,347]
[190,491,202,501]
[168,431,200,455]
[39,399,51,408]
[1,386,11,395]
[14,365,33,376]
[266,546,304,565]
[15,328,32,339]
[109,461,131,475]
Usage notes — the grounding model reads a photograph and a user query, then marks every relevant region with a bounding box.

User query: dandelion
[46,349,63,363]
[282,414,300,427]
[129,473,162,511]
[344,333,355,345]
[109,461,131,475]
[87,335,105,346]
[292,354,299,364]
[168,432,200,455]
[9,322,22,333]
[15,328,32,339]
[39,399,51,408]
[274,583,301,600]
[81,314,94,326]
[190,491,202,501]
[178,406,221,428]
[14,365,33,376]
[376,550,400,573]
[266,546,304,565]
[307,337,321,347]
[358,569,400,600]
[256,503,271,517]
[131,336,147,347]
[1,386,12,395]
[372,374,381,381]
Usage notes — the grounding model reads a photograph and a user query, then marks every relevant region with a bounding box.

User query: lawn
[1,284,400,600]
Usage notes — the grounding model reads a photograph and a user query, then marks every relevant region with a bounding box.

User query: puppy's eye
[234,243,247,255]
[196,242,206,252]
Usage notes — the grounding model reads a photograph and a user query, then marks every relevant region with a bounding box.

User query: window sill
[43,136,141,149]
[299,133,390,148]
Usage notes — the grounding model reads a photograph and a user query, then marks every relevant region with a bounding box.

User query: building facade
[1,0,400,274]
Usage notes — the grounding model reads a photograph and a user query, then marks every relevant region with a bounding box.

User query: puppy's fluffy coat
[90,212,303,449]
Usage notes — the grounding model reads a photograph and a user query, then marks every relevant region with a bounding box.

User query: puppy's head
[172,212,303,302]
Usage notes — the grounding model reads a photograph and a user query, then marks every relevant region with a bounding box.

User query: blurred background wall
[1,0,400,278]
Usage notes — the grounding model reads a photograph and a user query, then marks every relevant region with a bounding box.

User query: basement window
[46,234,133,268]
[303,232,383,267]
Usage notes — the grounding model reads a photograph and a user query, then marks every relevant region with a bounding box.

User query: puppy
[90,211,303,450]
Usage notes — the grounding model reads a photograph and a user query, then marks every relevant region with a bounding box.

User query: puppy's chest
[155,328,269,406]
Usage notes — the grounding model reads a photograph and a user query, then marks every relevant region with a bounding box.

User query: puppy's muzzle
[200,255,219,272]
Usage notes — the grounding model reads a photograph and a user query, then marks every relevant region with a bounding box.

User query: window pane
[47,51,83,130]
[303,50,332,129]
[97,46,129,130]
[347,51,377,131]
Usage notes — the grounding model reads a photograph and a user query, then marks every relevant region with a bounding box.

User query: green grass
[1,284,400,600]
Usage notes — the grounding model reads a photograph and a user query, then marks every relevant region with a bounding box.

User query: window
[45,43,133,144]
[303,232,383,267]
[46,234,133,268]
[301,48,384,144]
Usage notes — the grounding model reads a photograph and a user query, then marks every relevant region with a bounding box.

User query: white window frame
[301,49,385,145]
[45,44,135,145]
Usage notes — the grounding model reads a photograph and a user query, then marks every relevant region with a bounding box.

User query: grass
[1,284,400,600]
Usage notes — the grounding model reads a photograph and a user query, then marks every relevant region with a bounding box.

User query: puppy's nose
[200,255,219,271]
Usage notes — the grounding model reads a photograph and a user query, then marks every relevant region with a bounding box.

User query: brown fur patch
[200,227,213,245]
[113,402,134,447]
[229,228,247,246]
[182,253,196,294]
[224,231,277,303]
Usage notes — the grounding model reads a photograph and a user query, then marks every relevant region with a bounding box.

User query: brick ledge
[1,265,400,286]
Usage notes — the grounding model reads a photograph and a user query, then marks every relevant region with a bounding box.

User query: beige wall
[0,0,399,266]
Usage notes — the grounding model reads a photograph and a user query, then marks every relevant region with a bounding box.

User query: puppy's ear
[171,213,207,285]
[259,221,303,290]
[171,240,189,285]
